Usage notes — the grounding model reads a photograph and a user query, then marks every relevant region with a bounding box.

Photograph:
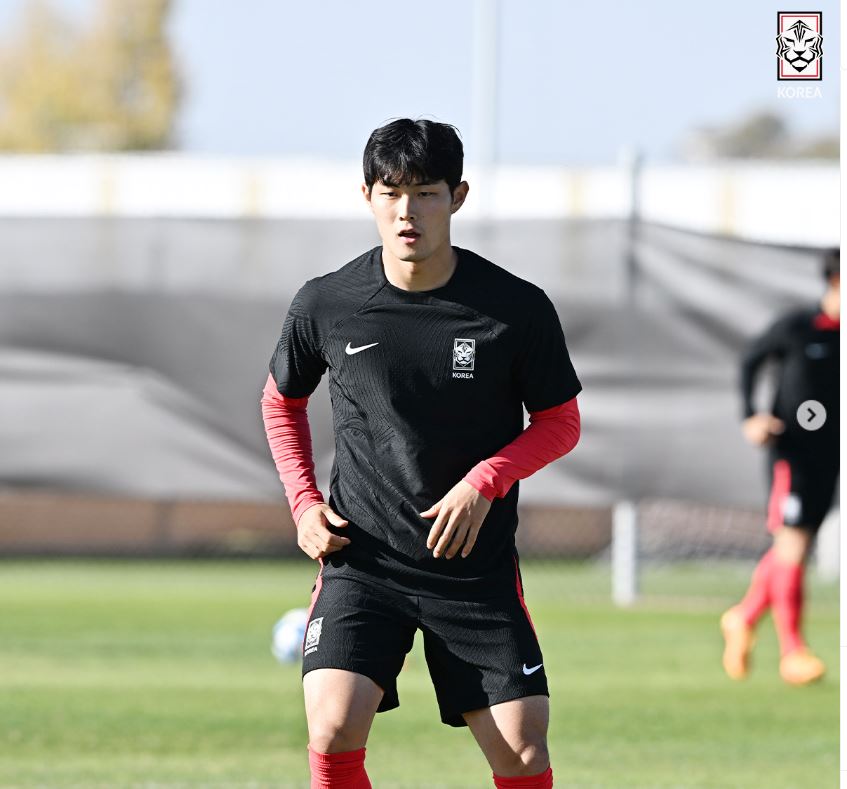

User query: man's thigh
[463,695,550,775]
[302,573,417,714]
[419,581,548,728]
[303,668,384,752]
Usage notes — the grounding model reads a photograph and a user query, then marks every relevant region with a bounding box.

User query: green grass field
[1,559,837,788]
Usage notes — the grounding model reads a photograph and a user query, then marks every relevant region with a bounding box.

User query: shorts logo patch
[304,616,323,656]
[453,338,475,377]
[782,493,802,524]
[522,662,543,675]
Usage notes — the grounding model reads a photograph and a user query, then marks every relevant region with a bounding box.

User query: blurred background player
[721,248,839,685]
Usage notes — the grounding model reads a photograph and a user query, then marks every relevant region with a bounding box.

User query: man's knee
[303,669,382,753]
[308,719,368,754]
[494,738,550,777]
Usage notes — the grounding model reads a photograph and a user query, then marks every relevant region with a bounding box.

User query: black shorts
[300,560,548,727]
[765,445,838,533]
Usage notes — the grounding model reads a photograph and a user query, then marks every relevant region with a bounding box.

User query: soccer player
[721,249,839,686]
[261,119,581,788]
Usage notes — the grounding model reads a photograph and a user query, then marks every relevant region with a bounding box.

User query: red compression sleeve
[463,397,581,501]
[261,373,325,524]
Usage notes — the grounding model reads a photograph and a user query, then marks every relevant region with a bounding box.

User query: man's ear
[361,183,372,206]
[450,181,469,214]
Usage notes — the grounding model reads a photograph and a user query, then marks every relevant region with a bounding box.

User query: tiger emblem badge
[452,338,475,378]
[777,13,823,80]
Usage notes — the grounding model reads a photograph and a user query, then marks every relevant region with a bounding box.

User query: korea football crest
[303,616,323,656]
[452,338,475,379]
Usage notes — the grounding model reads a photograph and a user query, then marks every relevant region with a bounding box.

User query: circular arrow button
[797,400,826,431]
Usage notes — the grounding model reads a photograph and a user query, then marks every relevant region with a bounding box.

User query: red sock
[308,745,371,789]
[738,548,775,626]
[493,765,553,788]
[770,558,805,656]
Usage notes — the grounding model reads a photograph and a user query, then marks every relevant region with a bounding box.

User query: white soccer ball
[271,607,309,663]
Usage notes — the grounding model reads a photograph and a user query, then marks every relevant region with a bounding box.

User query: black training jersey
[740,306,839,458]
[269,245,582,599]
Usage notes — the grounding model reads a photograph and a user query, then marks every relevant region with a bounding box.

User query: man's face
[362,178,468,262]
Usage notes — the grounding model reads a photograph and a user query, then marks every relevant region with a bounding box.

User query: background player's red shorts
[765,445,838,533]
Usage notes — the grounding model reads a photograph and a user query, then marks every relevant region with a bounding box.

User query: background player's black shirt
[740,306,839,458]
[270,246,582,599]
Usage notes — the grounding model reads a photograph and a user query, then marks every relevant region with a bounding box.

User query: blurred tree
[680,110,837,161]
[718,112,789,158]
[0,0,182,151]
[797,135,839,159]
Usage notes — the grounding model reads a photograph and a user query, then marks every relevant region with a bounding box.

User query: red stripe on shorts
[513,555,538,637]
[767,459,792,534]
[303,557,325,642]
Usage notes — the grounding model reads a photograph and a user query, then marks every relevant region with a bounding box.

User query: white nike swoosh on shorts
[345,342,379,355]
[522,663,543,675]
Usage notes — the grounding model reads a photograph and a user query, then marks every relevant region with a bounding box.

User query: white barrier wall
[638,163,839,247]
[0,155,836,246]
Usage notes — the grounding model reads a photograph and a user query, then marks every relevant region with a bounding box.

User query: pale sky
[0,0,839,164]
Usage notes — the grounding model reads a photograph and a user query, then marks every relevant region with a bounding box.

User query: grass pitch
[0,559,837,788]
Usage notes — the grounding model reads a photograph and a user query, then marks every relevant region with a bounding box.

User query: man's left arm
[462,397,581,501]
[421,398,581,559]
[421,291,582,559]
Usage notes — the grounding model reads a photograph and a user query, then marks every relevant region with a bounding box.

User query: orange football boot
[780,648,825,685]
[720,606,756,680]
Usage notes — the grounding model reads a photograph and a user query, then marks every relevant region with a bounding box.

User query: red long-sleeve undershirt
[261,373,580,525]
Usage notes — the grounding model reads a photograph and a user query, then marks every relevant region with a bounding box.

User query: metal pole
[471,0,500,219]
[612,500,639,606]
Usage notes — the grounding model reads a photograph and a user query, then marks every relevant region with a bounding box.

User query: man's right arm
[740,316,791,445]
[261,373,351,557]
[260,373,325,524]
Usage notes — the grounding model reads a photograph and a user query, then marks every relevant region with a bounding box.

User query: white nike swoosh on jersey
[522,663,543,675]
[345,342,379,355]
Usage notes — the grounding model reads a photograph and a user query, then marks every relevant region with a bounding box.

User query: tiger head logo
[453,338,475,370]
[776,20,823,73]
[455,343,473,365]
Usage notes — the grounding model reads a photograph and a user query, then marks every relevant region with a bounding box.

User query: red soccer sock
[770,558,806,656]
[493,765,554,788]
[738,548,775,626]
[307,745,371,789]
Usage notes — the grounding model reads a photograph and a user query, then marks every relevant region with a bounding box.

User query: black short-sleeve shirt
[270,245,581,599]
[740,306,839,458]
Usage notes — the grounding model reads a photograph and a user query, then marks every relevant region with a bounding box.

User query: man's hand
[296,503,351,560]
[742,413,785,446]
[420,480,492,559]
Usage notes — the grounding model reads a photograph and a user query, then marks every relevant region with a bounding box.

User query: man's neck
[382,243,456,292]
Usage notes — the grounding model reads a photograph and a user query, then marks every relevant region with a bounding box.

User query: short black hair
[822,247,840,281]
[363,118,464,194]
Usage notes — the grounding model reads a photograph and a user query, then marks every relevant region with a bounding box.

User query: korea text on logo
[452,338,475,379]
[776,12,822,80]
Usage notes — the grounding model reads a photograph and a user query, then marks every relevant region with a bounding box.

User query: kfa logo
[304,616,323,656]
[452,338,475,379]
[776,13,823,80]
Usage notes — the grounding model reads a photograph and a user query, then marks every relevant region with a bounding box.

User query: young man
[721,249,839,685]
[262,118,581,788]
